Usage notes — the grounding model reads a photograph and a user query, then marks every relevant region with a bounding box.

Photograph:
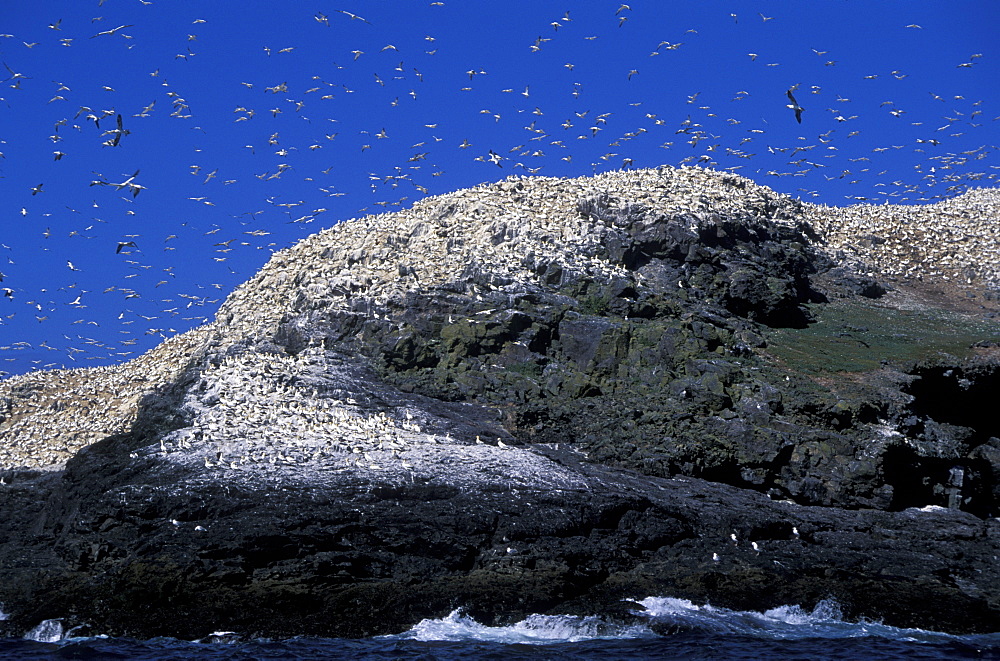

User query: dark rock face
[2,438,999,639]
[280,201,1000,517]
[3,195,1000,639]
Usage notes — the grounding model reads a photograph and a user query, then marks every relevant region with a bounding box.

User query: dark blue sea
[4,597,999,660]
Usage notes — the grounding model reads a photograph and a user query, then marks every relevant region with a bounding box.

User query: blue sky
[1,1,998,377]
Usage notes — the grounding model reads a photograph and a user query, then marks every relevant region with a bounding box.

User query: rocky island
[2,166,1000,639]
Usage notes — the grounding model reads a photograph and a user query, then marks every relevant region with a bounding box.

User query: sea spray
[391,609,651,644]
[4,600,999,660]
[386,596,1000,647]
[23,619,63,643]
[630,597,849,637]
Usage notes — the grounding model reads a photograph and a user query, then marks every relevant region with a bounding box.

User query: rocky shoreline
[3,167,1000,638]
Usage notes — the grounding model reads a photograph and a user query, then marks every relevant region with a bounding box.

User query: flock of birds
[0,3,997,378]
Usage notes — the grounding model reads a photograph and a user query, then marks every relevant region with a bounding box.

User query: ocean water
[3,597,999,660]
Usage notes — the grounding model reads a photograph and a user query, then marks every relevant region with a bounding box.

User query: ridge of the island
[2,166,1000,639]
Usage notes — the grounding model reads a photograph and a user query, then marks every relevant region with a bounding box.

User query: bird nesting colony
[213,165,806,345]
[3,166,999,471]
[160,346,429,473]
[0,327,210,469]
[154,345,587,491]
[808,186,1000,288]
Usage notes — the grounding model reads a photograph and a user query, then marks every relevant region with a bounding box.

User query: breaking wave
[386,597,1000,649]
[629,596,973,643]
[4,597,999,660]
[390,610,650,643]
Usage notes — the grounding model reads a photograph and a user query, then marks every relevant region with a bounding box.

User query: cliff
[2,166,1000,638]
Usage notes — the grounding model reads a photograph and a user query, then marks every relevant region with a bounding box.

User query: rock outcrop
[3,166,1000,638]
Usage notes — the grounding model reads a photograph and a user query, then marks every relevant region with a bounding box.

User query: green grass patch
[764,299,1000,374]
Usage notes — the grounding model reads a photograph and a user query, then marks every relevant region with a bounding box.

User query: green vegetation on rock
[764,299,1000,374]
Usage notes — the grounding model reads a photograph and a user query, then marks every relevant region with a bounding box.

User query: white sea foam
[634,595,844,629]
[16,598,1000,649]
[193,630,243,644]
[388,596,997,646]
[389,609,651,644]
[629,596,977,644]
[633,596,858,638]
[24,618,64,643]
